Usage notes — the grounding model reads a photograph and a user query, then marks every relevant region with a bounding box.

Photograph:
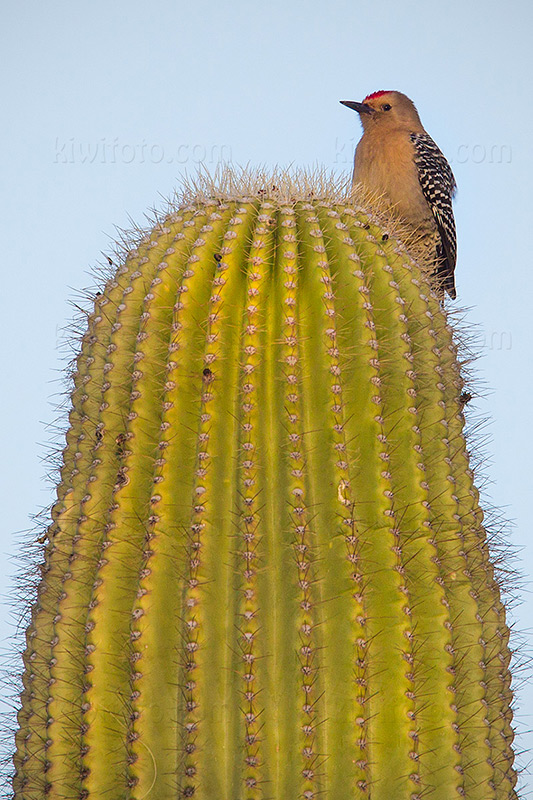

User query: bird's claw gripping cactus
[12,179,517,799]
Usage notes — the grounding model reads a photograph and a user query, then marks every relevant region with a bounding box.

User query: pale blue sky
[1,0,532,793]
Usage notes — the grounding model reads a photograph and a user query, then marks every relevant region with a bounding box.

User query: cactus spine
[13,188,517,799]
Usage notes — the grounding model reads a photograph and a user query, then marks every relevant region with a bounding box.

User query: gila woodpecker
[341,90,457,299]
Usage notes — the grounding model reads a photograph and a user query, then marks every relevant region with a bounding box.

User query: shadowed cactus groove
[12,178,518,799]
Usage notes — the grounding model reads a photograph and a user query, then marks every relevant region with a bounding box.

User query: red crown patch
[362,90,391,102]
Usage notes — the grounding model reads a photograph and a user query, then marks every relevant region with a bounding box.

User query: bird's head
[340,90,423,132]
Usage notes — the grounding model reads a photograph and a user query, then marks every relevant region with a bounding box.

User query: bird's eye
[382,103,392,111]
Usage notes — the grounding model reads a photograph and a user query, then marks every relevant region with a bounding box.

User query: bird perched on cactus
[341,90,457,298]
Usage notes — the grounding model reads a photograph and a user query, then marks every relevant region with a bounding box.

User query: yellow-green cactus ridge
[12,176,517,800]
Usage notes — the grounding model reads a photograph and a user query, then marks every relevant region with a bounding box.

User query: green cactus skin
[12,194,517,800]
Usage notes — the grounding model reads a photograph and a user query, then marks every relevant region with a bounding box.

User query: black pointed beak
[340,100,373,114]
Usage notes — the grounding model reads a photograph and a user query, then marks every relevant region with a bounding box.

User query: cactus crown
[10,170,517,799]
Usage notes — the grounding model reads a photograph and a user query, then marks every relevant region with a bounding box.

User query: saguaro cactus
[13,180,517,799]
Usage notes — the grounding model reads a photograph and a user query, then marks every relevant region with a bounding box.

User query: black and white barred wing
[411,131,457,299]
